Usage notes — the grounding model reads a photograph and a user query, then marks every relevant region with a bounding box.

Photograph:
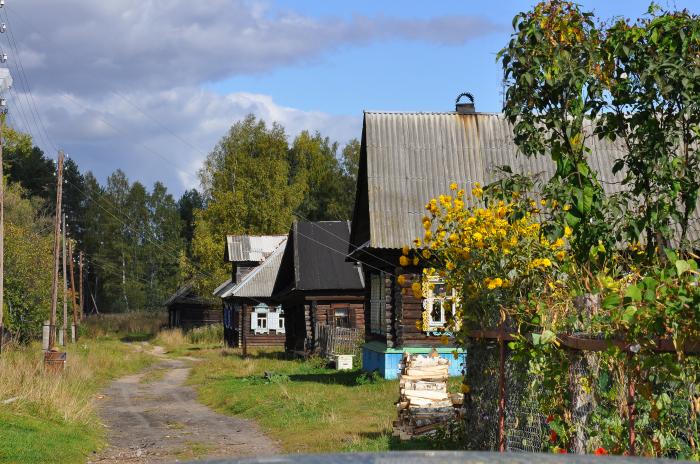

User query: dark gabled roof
[165,283,210,307]
[349,111,700,252]
[274,221,364,295]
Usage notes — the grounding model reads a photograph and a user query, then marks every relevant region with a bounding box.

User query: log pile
[393,352,463,440]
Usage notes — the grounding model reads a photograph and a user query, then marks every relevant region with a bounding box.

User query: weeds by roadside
[83,311,166,340]
[0,339,155,463]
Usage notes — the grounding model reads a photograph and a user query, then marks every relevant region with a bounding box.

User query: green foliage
[191,114,359,294]
[598,7,700,254]
[499,0,614,266]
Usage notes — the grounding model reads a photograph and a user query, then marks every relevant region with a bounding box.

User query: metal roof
[220,239,287,298]
[164,283,210,307]
[225,235,287,263]
[352,111,700,250]
[274,221,365,294]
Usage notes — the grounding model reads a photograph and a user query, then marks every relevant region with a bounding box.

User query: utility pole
[78,251,84,321]
[48,151,65,351]
[0,15,12,353]
[61,214,67,346]
[0,107,4,353]
[68,240,78,342]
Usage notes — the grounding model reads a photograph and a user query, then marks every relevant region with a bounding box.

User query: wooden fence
[315,323,363,358]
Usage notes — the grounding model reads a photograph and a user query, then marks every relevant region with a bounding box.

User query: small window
[422,276,457,331]
[278,316,285,330]
[334,308,350,328]
[257,313,267,329]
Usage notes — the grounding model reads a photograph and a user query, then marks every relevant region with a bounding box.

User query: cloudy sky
[3,0,696,196]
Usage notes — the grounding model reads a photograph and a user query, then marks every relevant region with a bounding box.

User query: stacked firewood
[393,352,463,440]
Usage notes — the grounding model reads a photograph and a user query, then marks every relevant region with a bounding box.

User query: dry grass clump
[187,324,224,345]
[84,311,166,338]
[155,327,188,348]
[0,340,153,425]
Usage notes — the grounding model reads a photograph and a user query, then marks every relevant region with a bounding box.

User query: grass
[83,311,167,341]
[0,338,155,463]
[188,349,462,454]
[154,327,223,356]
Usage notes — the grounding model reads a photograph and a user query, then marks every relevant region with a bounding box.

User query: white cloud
[16,87,361,194]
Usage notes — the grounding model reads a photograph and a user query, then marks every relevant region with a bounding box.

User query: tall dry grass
[84,311,166,338]
[155,327,187,347]
[0,340,153,425]
[154,324,224,351]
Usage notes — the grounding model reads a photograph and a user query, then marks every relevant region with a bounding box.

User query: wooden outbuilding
[214,235,287,349]
[347,107,630,378]
[273,221,366,355]
[165,283,221,330]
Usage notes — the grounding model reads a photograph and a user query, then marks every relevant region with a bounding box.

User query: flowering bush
[404,182,567,334]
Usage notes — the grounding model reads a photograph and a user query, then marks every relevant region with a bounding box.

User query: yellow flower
[424,230,433,240]
[563,204,571,211]
[413,257,420,266]
[556,250,566,260]
[450,182,458,190]
[415,320,423,330]
[471,182,484,198]
[399,255,409,267]
[440,335,450,345]
[411,282,422,299]
[421,249,431,259]
[493,277,503,288]
[423,219,432,230]
[446,261,456,271]
[449,233,459,243]
[413,238,422,247]
[466,217,476,226]
[402,245,410,256]
[541,258,552,267]
[472,232,483,241]
[397,274,407,287]
[564,225,573,237]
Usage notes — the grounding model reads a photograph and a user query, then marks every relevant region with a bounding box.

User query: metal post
[68,240,79,342]
[48,151,64,351]
[498,337,506,452]
[628,353,637,456]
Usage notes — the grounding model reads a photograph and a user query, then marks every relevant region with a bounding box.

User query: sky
[3,0,697,197]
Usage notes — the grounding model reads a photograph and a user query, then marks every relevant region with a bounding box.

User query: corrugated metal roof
[212,279,234,298]
[360,111,700,249]
[225,235,287,263]
[165,283,210,307]
[221,239,287,298]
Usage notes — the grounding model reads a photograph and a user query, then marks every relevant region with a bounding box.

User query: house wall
[240,302,285,348]
[168,303,222,330]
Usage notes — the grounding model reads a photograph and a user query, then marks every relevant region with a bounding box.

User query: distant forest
[3,114,359,340]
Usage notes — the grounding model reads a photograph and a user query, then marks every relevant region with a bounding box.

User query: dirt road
[91,353,279,463]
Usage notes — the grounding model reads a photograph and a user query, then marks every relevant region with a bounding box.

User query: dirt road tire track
[90,354,279,463]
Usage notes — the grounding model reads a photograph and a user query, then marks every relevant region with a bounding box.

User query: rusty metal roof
[352,111,700,250]
[220,239,287,299]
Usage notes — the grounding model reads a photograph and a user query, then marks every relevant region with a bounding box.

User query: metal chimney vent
[455,92,475,114]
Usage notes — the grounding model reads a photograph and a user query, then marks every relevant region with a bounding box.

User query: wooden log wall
[239,303,286,348]
[395,270,449,347]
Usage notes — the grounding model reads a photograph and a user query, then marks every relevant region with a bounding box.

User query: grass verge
[188,349,461,454]
[0,338,154,464]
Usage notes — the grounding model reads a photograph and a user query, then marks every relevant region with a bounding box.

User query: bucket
[44,350,67,373]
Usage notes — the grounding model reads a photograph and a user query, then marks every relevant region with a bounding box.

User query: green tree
[598,5,700,254]
[178,188,204,257]
[498,0,614,265]
[193,114,302,294]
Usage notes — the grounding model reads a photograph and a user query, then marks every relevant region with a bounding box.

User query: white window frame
[422,276,458,331]
[252,304,270,334]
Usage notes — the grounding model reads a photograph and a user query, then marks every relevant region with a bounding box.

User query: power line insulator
[0,1,5,8]
[0,54,7,63]
[0,24,6,33]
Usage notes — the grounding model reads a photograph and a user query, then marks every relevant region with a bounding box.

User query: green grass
[188,349,461,454]
[0,338,155,464]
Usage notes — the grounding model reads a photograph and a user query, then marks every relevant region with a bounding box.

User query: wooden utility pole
[68,240,79,342]
[0,114,4,353]
[61,214,67,346]
[78,251,84,321]
[48,151,65,351]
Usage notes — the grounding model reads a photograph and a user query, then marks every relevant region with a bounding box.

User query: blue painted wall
[362,342,466,379]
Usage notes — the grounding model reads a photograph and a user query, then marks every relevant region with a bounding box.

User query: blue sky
[10,0,698,195]
[209,0,695,116]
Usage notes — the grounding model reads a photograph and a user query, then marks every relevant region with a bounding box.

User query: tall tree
[178,188,204,256]
[193,115,302,293]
